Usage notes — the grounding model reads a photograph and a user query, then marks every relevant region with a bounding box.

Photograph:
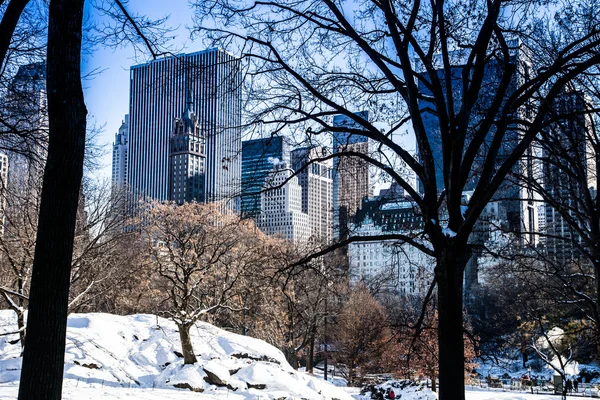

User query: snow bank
[0,311,351,400]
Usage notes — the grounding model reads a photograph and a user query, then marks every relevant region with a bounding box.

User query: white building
[348,218,434,295]
[111,114,129,189]
[291,146,333,243]
[256,164,310,243]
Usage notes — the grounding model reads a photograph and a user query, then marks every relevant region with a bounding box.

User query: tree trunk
[307,334,315,373]
[17,1,86,398]
[436,244,469,400]
[595,265,600,357]
[178,323,198,364]
[284,347,299,369]
[431,373,437,392]
[17,309,25,351]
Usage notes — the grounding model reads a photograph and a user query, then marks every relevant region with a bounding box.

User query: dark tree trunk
[0,0,31,68]
[430,373,437,392]
[284,347,299,369]
[307,334,315,373]
[436,243,469,400]
[595,265,600,357]
[178,323,198,364]
[17,0,86,399]
[17,309,25,350]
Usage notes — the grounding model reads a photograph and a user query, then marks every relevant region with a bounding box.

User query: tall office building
[127,49,241,208]
[111,114,129,189]
[543,90,595,262]
[332,111,372,239]
[1,61,48,196]
[256,163,310,243]
[241,136,289,217]
[417,48,539,245]
[291,146,333,243]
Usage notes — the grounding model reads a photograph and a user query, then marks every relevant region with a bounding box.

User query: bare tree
[192,1,600,398]
[330,283,393,385]
[140,200,275,364]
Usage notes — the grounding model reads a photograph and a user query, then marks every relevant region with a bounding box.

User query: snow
[0,311,352,400]
[442,227,457,237]
[356,380,437,400]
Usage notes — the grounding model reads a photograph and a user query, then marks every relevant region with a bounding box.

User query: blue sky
[81,0,198,179]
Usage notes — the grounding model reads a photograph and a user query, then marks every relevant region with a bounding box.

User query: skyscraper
[169,88,206,205]
[111,114,129,189]
[543,90,594,262]
[127,49,241,208]
[417,49,539,245]
[291,146,333,243]
[2,61,48,196]
[256,163,310,243]
[332,111,372,239]
[241,136,289,217]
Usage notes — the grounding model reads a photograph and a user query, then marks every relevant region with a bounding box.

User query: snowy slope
[0,311,351,400]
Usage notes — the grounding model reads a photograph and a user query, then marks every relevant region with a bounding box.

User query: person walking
[565,378,573,393]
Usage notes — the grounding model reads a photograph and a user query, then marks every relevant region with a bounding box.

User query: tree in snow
[140,200,276,364]
[0,1,173,396]
[192,1,600,397]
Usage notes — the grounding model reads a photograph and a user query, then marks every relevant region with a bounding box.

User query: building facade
[241,137,289,217]
[127,49,241,208]
[348,194,433,294]
[332,111,372,239]
[291,146,333,243]
[111,114,129,189]
[416,47,540,247]
[256,163,310,243]
[543,90,595,262]
[169,91,206,205]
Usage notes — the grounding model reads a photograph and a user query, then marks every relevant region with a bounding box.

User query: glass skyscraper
[127,49,241,208]
[240,136,289,217]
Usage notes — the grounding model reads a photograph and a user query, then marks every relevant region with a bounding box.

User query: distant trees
[331,284,392,385]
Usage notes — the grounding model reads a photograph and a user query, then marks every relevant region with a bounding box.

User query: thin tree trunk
[17,309,25,350]
[431,373,437,392]
[178,323,198,364]
[17,0,86,398]
[307,334,315,373]
[436,244,469,400]
[17,276,25,348]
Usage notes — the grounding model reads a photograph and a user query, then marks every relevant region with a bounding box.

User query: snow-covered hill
[0,311,351,400]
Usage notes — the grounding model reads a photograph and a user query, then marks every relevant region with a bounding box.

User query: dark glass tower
[240,136,289,217]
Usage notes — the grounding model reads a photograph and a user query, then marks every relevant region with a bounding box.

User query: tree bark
[307,334,315,373]
[595,265,600,357]
[284,347,298,369]
[178,323,198,364]
[431,373,437,392]
[17,0,86,398]
[436,244,469,400]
